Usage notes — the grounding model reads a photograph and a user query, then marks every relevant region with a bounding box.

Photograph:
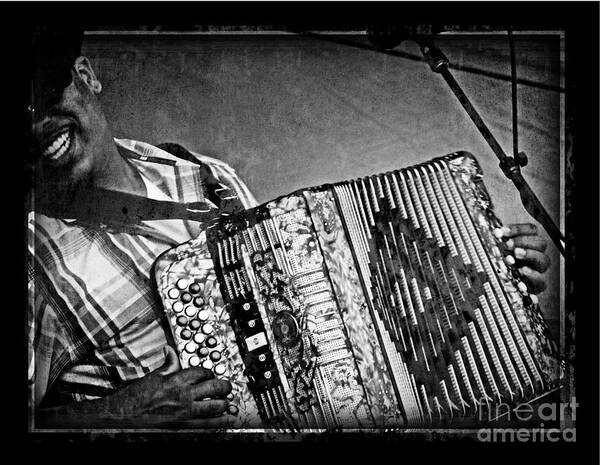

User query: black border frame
[6,1,598,459]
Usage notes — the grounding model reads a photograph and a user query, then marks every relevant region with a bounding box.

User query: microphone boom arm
[417,38,565,256]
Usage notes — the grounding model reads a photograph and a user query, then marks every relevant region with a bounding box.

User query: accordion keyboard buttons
[185,341,197,353]
[188,282,201,294]
[185,306,197,318]
[198,347,210,357]
[167,280,234,392]
[214,364,226,376]
[172,301,184,313]
[227,404,239,415]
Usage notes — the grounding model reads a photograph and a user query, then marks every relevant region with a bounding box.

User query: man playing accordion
[27,28,553,429]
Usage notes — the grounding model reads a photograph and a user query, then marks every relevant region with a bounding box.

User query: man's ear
[73,56,102,94]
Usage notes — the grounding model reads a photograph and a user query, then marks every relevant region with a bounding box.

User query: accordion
[154,152,561,429]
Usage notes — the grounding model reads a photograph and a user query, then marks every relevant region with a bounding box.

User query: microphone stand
[415,37,565,256]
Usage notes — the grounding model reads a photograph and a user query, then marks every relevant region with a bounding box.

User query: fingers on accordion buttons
[227,404,239,416]
[517,281,528,293]
[514,247,527,260]
[505,255,516,266]
[530,294,539,305]
[493,226,512,239]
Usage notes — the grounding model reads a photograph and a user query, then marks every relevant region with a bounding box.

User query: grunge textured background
[83,31,563,339]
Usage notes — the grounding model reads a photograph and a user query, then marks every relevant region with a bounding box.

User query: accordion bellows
[154,152,561,429]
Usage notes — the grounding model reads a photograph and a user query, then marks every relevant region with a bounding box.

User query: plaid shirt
[27,138,257,409]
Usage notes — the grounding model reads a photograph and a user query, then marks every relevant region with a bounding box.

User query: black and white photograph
[16,0,599,453]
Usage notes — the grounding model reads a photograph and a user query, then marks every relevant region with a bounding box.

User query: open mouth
[42,128,73,161]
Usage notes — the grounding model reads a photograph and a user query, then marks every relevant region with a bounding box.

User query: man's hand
[37,346,234,429]
[496,223,551,294]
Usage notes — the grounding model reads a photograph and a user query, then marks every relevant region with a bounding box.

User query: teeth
[43,131,71,160]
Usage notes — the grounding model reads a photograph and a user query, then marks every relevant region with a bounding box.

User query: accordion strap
[37,187,218,228]
[34,143,245,232]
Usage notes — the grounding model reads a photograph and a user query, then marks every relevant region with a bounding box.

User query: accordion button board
[154,151,561,430]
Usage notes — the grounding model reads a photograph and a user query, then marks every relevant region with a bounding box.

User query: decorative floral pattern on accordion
[303,190,404,426]
[264,194,381,427]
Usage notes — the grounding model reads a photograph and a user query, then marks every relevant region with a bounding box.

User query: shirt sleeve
[27,241,71,409]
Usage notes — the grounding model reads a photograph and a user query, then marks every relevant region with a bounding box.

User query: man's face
[30,57,109,201]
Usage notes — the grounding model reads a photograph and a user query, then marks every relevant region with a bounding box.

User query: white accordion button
[214,364,226,376]
[184,342,197,353]
[172,301,184,313]
[185,306,197,318]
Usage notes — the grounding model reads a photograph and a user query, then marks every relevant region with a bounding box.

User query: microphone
[366,25,449,73]
[366,24,444,50]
